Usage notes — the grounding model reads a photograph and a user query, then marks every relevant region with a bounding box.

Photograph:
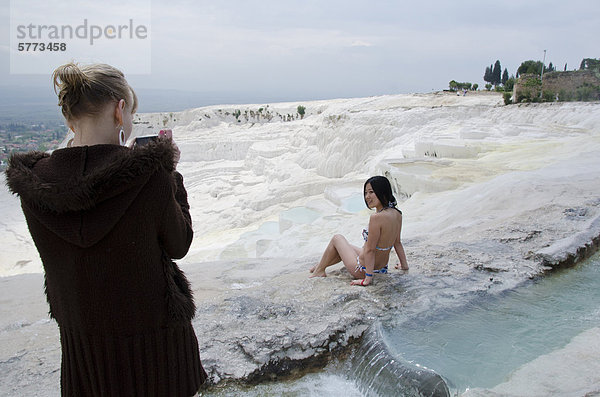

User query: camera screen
[135,135,158,146]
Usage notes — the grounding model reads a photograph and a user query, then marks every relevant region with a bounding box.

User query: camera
[134,129,173,147]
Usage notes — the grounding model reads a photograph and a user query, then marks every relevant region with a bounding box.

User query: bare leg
[310,234,363,278]
[309,234,341,274]
[310,235,339,272]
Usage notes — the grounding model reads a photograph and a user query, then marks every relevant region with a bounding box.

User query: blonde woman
[6,62,207,396]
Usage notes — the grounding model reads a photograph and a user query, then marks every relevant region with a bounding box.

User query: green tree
[297,105,306,119]
[492,60,502,86]
[502,68,509,86]
[504,76,516,92]
[450,81,473,91]
[517,60,544,77]
[472,83,478,91]
[580,58,600,71]
[485,83,492,91]
[484,65,492,85]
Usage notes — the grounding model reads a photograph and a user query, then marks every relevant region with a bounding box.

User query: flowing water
[203,253,600,396]
[381,252,600,395]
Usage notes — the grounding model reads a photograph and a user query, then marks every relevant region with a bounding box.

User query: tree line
[447,59,514,93]
[482,60,517,92]
[449,57,600,96]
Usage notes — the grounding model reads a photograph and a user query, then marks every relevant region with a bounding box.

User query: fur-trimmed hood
[5,140,177,247]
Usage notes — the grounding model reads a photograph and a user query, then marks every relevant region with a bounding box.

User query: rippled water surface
[381,252,600,393]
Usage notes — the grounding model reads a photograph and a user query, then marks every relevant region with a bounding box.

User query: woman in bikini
[309,176,409,286]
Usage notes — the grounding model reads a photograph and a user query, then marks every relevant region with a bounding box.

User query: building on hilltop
[513,70,600,103]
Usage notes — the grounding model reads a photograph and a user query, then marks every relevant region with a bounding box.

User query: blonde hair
[52,62,138,121]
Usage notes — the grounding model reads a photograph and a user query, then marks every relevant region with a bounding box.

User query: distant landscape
[0,86,245,124]
[1,56,598,167]
[0,86,258,166]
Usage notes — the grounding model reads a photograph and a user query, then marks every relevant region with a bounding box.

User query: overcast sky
[1,0,599,104]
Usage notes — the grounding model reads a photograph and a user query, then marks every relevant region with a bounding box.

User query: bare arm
[394,240,409,270]
[394,214,409,270]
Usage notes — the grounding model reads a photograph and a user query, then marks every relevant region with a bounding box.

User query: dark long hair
[363,176,398,210]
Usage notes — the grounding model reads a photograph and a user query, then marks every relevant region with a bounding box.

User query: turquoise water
[381,252,600,393]
[203,253,600,395]
[341,193,366,213]
[280,207,321,224]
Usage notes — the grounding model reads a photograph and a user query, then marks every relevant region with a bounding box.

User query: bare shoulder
[394,209,403,225]
[370,209,401,224]
[370,212,390,229]
[395,209,403,220]
[385,208,403,226]
[369,211,382,223]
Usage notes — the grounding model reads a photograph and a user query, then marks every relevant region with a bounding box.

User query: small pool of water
[341,193,366,213]
[280,207,321,223]
[235,221,279,241]
[381,253,600,393]
[391,160,439,176]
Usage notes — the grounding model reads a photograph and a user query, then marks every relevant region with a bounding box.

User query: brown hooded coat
[5,140,207,396]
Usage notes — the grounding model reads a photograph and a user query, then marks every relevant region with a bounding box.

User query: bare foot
[309,266,327,278]
[395,264,409,271]
[309,265,316,273]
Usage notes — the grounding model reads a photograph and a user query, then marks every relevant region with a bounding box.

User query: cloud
[351,40,373,47]
[3,0,600,98]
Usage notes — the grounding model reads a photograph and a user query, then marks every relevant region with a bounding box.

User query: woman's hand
[158,129,180,166]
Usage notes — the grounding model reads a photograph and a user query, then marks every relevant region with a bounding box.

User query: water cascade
[350,325,450,397]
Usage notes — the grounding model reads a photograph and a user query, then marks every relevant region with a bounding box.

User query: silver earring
[119,127,125,146]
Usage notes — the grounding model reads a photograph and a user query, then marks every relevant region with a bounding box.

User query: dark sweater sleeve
[159,171,193,259]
